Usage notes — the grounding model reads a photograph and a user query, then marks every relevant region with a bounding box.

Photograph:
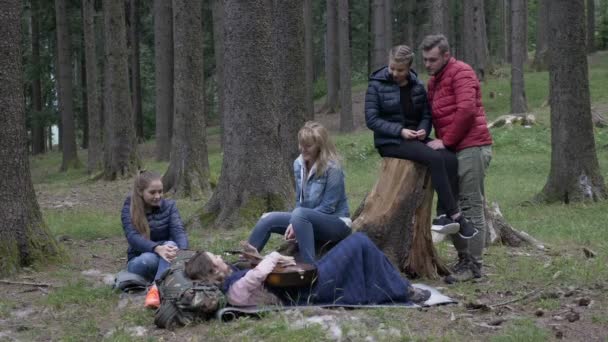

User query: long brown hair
[297,121,341,176]
[185,251,224,284]
[130,170,162,239]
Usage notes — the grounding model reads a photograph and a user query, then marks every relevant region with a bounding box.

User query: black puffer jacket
[364,66,432,147]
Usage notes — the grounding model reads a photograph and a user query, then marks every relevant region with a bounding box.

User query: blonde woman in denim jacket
[247,121,351,263]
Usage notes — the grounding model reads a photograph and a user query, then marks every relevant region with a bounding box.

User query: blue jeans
[127,241,177,282]
[248,208,352,263]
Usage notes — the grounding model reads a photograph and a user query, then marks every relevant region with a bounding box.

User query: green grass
[45,209,123,239]
[491,319,550,342]
[43,280,116,310]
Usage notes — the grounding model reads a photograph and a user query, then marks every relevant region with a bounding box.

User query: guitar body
[265,263,317,288]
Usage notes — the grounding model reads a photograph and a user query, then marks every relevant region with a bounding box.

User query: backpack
[154,250,226,329]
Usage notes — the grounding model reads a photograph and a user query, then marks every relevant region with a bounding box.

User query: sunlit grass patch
[43,280,116,310]
[491,319,549,342]
[44,209,122,240]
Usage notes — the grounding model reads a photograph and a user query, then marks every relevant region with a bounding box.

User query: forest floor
[2,53,608,341]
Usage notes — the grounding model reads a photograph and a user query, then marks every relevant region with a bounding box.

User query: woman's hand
[269,252,296,267]
[154,244,178,262]
[401,128,417,140]
[284,224,296,241]
[415,129,426,140]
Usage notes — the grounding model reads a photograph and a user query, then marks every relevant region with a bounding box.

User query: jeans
[248,208,352,263]
[450,145,492,263]
[127,241,177,282]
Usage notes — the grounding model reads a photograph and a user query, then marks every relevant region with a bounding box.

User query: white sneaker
[431,215,460,235]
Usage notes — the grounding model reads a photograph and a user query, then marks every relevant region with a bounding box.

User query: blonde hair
[130,170,162,239]
[388,45,415,66]
[298,121,341,176]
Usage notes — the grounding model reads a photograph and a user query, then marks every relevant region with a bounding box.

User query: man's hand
[415,129,427,141]
[401,128,417,140]
[426,139,445,150]
[284,224,296,241]
[154,244,178,262]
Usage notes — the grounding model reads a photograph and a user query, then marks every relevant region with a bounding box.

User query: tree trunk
[0,0,59,278]
[211,0,225,146]
[201,0,294,229]
[103,0,139,180]
[532,0,550,71]
[83,0,102,174]
[510,0,528,114]
[538,0,607,203]
[154,0,173,161]
[370,0,386,71]
[405,0,415,47]
[273,0,307,165]
[163,0,211,198]
[129,0,143,141]
[587,0,596,53]
[430,0,449,35]
[463,0,489,81]
[352,159,449,279]
[384,0,392,48]
[55,0,80,171]
[303,0,314,120]
[325,0,340,113]
[80,49,89,150]
[338,0,353,133]
[31,0,45,155]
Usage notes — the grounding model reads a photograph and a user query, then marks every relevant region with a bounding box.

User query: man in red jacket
[421,34,493,283]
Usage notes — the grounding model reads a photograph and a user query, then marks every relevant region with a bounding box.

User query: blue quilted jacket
[121,197,188,261]
[365,67,432,147]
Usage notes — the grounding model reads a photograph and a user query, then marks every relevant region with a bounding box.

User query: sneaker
[408,286,431,304]
[456,216,478,239]
[144,284,160,309]
[444,257,482,284]
[431,215,460,235]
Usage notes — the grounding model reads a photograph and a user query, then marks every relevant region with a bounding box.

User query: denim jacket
[294,156,350,218]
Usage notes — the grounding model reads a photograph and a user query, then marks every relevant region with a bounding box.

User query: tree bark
[325,0,340,113]
[83,0,102,173]
[352,159,449,279]
[303,0,314,120]
[163,0,211,198]
[430,0,449,35]
[31,0,45,155]
[211,0,225,146]
[510,0,528,114]
[273,0,307,165]
[370,0,386,71]
[538,0,607,203]
[201,0,294,229]
[154,0,173,161]
[532,0,550,71]
[338,0,353,132]
[102,0,139,180]
[0,0,59,277]
[129,0,143,141]
[587,0,596,53]
[384,0,392,48]
[55,0,80,171]
[463,0,489,81]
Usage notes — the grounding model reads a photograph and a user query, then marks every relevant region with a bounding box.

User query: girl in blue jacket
[121,170,189,308]
[247,121,351,264]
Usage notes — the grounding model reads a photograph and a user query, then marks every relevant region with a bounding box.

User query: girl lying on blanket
[185,232,430,307]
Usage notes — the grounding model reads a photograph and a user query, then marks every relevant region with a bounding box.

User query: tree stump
[352,158,449,279]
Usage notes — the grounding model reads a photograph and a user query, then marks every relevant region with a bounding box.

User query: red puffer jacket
[427,57,492,151]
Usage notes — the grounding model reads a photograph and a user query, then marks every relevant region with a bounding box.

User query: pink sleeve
[226,252,281,306]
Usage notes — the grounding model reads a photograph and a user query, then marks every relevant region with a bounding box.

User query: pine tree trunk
[384,0,392,48]
[129,0,144,141]
[539,0,607,203]
[338,0,353,133]
[102,0,139,180]
[56,0,80,171]
[463,0,489,81]
[303,0,314,120]
[405,0,415,46]
[510,0,528,114]
[273,0,307,165]
[0,0,59,277]
[587,0,596,53]
[154,0,173,161]
[80,50,89,150]
[201,0,295,229]
[83,0,102,174]
[370,0,386,71]
[532,0,550,71]
[163,0,211,198]
[31,0,45,155]
[211,0,225,147]
[325,0,340,113]
[430,0,449,35]
[352,159,448,279]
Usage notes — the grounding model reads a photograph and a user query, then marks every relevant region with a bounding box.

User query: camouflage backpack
[154,250,226,329]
